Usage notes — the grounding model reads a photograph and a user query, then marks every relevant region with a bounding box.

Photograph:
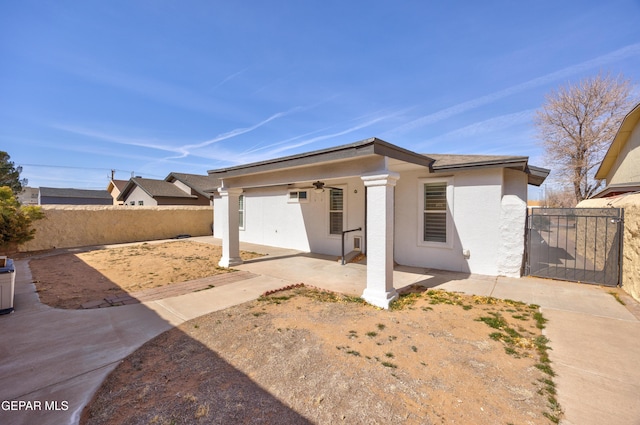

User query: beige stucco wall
[578,194,640,301]
[20,205,213,252]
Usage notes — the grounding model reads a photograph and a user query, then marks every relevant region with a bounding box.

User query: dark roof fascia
[208,138,434,179]
[590,182,640,199]
[430,156,529,172]
[525,165,551,187]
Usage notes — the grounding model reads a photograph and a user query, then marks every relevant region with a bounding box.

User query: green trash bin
[0,258,15,315]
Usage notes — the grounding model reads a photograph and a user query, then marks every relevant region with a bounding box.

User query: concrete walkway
[1,237,639,425]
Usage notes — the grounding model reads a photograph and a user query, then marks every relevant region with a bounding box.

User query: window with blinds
[423,182,447,243]
[329,189,343,235]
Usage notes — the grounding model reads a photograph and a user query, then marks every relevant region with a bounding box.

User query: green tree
[0,151,27,195]
[534,73,636,204]
[0,186,44,254]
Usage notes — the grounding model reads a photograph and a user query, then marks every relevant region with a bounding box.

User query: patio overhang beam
[218,155,391,189]
[209,138,434,181]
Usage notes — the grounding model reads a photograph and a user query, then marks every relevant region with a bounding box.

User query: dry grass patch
[29,240,263,309]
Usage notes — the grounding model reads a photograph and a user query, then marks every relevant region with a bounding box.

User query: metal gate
[525,208,624,287]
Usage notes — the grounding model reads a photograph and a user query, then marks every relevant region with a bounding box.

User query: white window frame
[287,190,309,203]
[418,177,453,249]
[328,186,346,237]
[238,194,245,231]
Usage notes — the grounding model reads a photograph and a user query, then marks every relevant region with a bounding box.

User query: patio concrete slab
[147,274,292,322]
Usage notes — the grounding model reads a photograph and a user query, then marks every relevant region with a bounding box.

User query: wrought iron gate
[525,208,624,287]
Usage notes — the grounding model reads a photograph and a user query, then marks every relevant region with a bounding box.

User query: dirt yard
[27,241,561,424]
[28,240,262,309]
[81,290,560,425]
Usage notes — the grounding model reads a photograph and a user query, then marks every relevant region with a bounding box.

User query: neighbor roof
[107,179,128,193]
[39,187,112,200]
[165,173,219,198]
[595,102,640,180]
[590,181,640,199]
[117,177,197,201]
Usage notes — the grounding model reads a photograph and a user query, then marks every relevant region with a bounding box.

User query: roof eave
[526,165,550,187]
[431,158,529,172]
[590,181,640,198]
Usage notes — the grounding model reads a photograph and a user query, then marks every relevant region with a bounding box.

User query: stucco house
[209,138,549,308]
[593,102,640,198]
[117,174,217,206]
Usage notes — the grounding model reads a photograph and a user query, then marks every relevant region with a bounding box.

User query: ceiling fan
[311,181,342,193]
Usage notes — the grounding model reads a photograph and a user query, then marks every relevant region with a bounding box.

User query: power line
[18,163,165,179]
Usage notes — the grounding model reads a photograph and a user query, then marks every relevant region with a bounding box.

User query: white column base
[218,256,243,268]
[362,287,399,309]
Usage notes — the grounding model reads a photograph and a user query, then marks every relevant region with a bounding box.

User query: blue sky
[2,1,640,197]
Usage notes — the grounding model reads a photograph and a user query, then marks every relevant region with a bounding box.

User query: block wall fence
[19,205,213,252]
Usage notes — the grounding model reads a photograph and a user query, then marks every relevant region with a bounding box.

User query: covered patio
[209,139,434,308]
[208,138,548,308]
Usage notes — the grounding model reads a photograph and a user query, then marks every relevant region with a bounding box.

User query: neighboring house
[593,102,640,198]
[165,172,219,205]
[17,187,39,205]
[107,179,129,205]
[209,138,549,308]
[117,176,212,206]
[39,187,113,205]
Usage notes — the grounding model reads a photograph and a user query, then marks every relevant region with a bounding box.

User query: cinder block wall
[19,205,213,252]
[578,194,640,302]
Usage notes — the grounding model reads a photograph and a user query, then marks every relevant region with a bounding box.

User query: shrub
[0,186,44,254]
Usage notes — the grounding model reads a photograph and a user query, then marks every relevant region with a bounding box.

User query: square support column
[361,173,399,309]
[217,187,244,268]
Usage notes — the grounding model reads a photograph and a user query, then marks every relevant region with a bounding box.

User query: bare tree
[534,73,636,203]
[545,186,577,208]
